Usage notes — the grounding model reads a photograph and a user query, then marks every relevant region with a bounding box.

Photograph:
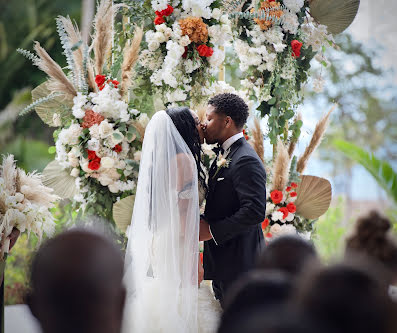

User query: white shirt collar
[222,132,244,151]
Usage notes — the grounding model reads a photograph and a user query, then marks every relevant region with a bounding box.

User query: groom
[199,93,267,306]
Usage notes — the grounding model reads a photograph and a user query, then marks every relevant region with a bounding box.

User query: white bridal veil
[123,111,199,332]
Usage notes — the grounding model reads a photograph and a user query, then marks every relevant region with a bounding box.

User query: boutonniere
[213,149,231,179]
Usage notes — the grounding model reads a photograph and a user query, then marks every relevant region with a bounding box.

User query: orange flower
[278,207,289,219]
[287,202,296,213]
[82,110,105,129]
[252,1,284,31]
[262,218,270,229]
[270,190,283,204]
[179,17,208,44]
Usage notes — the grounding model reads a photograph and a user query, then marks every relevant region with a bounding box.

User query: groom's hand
[199,219,212,241]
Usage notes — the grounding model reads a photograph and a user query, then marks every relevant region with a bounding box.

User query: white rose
[155,23,167,33]
[271,211,284,222]
[266,202,276,213]
[221,24,232,35]
[53,113,61,126]
[108,183,119,193]
[220,14,229,25]
[81,161,92,173]
[98,174,113,186]
[68,152,80,167]
[134,151,141,161]
[179,35,191,47]
[101,157,115,169]
[212,8,222,20]
[99,120,114,138]
[154,31,166,43]
[70,168,80,178]
[148,40,160,51]
[285,212,295,222]
[87,138,100,152]
[138,113,150,128]
[270,223,281,235]
[89,124,100,139]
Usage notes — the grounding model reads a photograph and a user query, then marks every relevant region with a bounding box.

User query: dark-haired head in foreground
[204,93,249,145]
[346,210,397,284]
[292,260,397,333]
[27,229,125,333]
[218,270,293,333]
[257,235,318,278]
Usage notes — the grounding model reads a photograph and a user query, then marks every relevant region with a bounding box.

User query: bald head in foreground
[27,229,126,333]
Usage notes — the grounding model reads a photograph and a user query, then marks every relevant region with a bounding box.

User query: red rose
[270,190,283,204]
[266,232,273,238]
[290,191,297,197]
[156,5,174,17]
[287,202,296,213]
[262,218,270,229]
[87,150,97,161]
[154,15,165,25]
[278,207,289,219]
[113,144,122,153]
[108,79,119,89]
[199,252,203,264]
[197,45,213,57]
[285,186,292,192]
[291,182,298,188]
[88,159,101,170]
[291,40,302,58]
[95,75,106,89]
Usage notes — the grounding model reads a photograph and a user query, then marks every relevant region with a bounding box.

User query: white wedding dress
[122,111,221,333]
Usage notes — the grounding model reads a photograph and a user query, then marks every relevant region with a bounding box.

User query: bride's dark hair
[166,107,207,191]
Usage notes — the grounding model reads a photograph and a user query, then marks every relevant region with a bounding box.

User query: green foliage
[333,139,397,204]
[1,137,53,172]
[312,197,348,262]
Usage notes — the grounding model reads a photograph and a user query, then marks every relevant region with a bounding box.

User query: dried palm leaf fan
[42,160,78,199]
[295,175,332,219]
[309,0,360,35]
[113,195,135,232]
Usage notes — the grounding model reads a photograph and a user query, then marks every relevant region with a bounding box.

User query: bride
[122,107,221,332]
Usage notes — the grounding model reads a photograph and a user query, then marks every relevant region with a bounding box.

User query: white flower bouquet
[0,155,59,260]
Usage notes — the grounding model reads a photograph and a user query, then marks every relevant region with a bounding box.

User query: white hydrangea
[208,47,225,68]
[91,85,129,122]
[151,0,168,11]
[166,89,187,103]
[182,0,213,19]
[283,0,304,13]
[72,92,88,119]
[184,59,201,74]
[211,8,222,20]
[282,12,299,35]
[179,35,191,47]
[87,138,100,152]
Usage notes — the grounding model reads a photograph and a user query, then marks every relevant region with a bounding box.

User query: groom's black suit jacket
[203,137,266,282]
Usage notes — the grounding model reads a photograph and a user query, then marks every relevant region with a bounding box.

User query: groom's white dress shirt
[209,132,244,245]
[222,132,244,151]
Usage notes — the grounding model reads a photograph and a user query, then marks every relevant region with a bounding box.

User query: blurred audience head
[292,259,397,333]
[218,307,321,333]
[219,270,293,333]
[346,210,397,283]
[257,235,318,277]
[27,229,126,333]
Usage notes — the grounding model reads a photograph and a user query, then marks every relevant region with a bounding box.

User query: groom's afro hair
[209,93,249,129]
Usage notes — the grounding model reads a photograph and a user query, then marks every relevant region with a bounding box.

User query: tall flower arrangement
[227,0,336,147]
[17,0,146,225]
[131,0,233,107]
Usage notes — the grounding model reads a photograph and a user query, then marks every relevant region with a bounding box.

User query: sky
[293,0,396,201]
